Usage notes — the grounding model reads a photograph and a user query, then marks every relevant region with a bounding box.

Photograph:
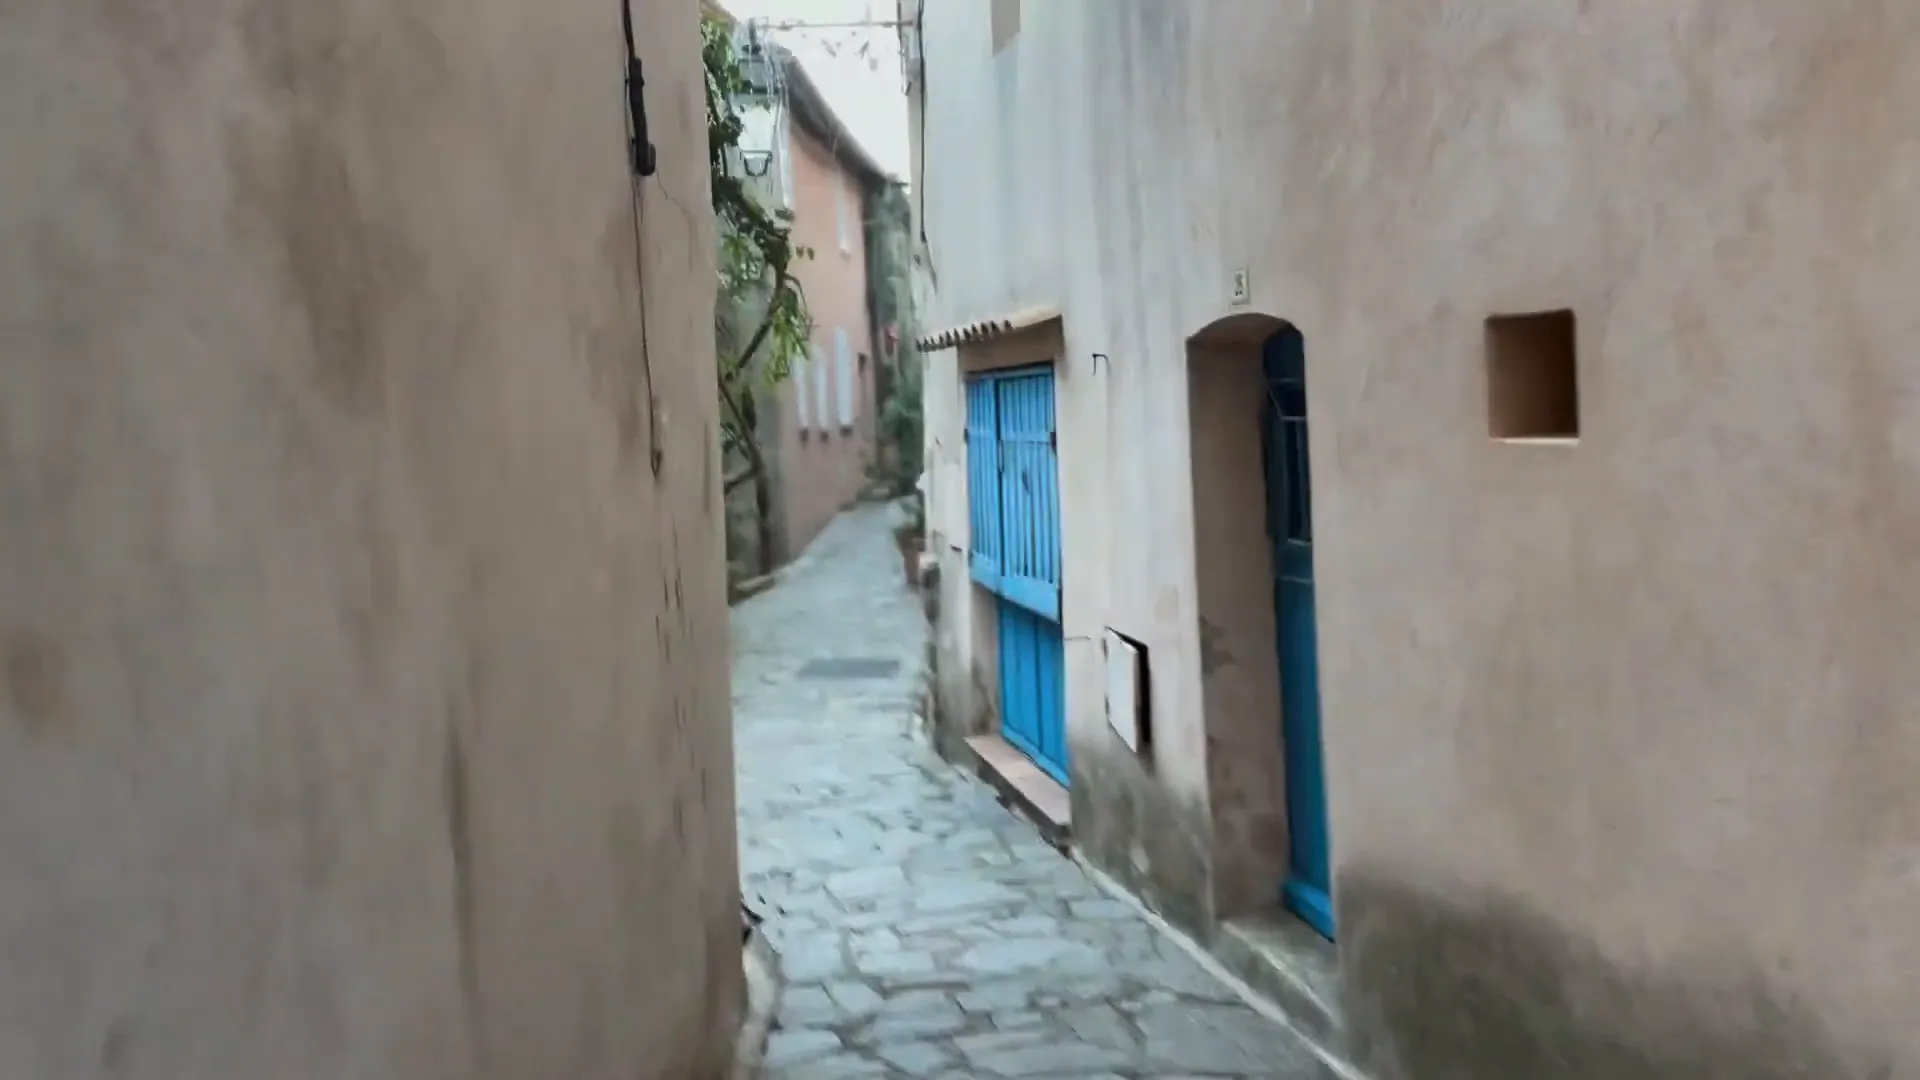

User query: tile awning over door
[914,305,1061,351]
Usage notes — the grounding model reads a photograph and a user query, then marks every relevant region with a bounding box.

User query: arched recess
[1185,312,1335,939]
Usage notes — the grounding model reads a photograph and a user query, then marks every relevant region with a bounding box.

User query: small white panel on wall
[1104,628,1144,754]
[1230,267,1251,306]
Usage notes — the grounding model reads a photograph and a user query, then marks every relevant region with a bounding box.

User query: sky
[715,0,912,181]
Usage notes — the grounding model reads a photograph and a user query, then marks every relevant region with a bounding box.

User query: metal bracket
[622,1,657,177]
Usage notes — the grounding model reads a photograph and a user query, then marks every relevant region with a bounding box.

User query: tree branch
[731,268,792,375]
[716,376,763,472]
[717,377,751,436]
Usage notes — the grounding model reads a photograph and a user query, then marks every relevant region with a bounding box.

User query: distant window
[1485,309,1579,441]
[991,0,1021,52]
[777,113,796,208]
[836,186,853,254]
[835,328,856,427]
[813,340,831,431]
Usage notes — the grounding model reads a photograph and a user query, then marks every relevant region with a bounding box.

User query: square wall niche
[1485,309,1579,441]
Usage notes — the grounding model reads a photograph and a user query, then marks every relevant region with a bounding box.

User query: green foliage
[703,15,812,457]
[703,16,816,573]
[878,346,923,484]
[864,183,923,494]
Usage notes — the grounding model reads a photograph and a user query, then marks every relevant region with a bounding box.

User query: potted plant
[893,496,926,586]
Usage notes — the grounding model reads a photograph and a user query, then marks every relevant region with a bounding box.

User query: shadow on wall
[1339,871,1894,1080]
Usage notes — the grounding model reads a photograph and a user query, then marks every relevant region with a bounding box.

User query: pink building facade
[765,50,895,558]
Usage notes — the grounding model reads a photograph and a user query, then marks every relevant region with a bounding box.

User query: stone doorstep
[1213,910,1356,1064]
[962,733,1071,848]
[1071,854,1370,1080]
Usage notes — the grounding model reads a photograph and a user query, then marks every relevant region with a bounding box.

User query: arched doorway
[1185,314,1333,940]
[1260,326,1332,938]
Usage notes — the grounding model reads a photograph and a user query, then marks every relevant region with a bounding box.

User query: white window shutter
[812,344,830,426]
[794,351,811,428]
[835,328,855,427]
[837,187,852,253]
[778,115,796,209]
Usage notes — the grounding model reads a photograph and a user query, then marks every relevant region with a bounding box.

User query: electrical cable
[621,0,665,475]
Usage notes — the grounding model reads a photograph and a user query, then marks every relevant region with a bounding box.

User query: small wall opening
[1485,309,1579,441]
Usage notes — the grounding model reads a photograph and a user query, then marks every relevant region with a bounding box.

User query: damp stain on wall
[1338,870,1895,1080]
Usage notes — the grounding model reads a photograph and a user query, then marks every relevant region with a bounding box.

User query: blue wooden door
[1261,328,1333,939]
[965,367,1069,786]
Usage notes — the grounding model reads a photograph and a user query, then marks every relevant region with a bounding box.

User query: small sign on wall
[1104,628,1150,755]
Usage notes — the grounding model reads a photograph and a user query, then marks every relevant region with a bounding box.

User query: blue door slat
[1000,605,1039,762]
[966,379,1002,590]
[993,371,1058,615]
[966,365,1068,786]
[995,577,1060,624]
[995,601,1069,787]
[1038,625,1066,780]
[1262,327,1334,941]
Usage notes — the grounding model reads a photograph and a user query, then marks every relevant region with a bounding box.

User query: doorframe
[1184,313,1337,939]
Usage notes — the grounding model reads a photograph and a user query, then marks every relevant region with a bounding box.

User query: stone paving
[731,505,1329,1079]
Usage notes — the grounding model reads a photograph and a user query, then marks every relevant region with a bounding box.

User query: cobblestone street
[732,506,1329,1079]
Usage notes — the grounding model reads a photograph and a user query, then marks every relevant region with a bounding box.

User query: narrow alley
[732,506,1330,1079]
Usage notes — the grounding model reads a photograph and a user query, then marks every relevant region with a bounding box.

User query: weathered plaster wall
[916,0,1219,939]
[0,1,739,1077]
[914,1,1920,1076]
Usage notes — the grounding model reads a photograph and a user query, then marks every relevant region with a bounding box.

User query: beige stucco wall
[0,1,740,1077]
[913,1,1920,1076]
[776,124,879,558]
